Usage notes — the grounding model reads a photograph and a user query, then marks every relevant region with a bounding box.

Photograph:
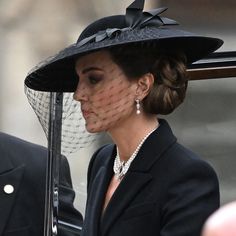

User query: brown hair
[109,43,188,115]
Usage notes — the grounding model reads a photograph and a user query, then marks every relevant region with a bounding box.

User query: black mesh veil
[25,84,104,235]
[25,86,100,155]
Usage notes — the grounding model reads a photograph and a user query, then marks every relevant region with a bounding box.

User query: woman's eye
[88,76,102,84]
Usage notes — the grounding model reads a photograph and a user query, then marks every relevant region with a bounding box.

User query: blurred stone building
[158,0,236,205]
[0,0,235,215]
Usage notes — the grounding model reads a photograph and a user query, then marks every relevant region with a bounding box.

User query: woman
[24,0,223,235]
[73,46,219,236]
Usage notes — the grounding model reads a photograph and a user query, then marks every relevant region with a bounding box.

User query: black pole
[44,92,63,236]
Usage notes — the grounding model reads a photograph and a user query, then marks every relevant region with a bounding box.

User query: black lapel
[100,171,152,236]
[82,156,114,236]
[129,119,177,172]
[83,119,176,236]
[0,147,14,174]
[100,119,177,235]
[0,165,25,235]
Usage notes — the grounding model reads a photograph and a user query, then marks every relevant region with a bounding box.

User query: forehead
[75,50,114,71]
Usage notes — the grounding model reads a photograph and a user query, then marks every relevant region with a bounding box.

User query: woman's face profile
[74,50,138,133]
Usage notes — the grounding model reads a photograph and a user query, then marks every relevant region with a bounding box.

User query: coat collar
[0,157,14,174]
[83,119,177,236]
[100,171,152,235]
[129,119,177,172]
[101,119,177,235]
[82,155,114,236]
[0,145,14,174]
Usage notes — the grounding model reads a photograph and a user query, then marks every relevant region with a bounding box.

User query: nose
[73,81,88,102]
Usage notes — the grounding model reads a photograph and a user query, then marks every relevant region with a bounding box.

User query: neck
[108,114,159,162]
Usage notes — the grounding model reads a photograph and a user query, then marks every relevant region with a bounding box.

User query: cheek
[97,81,134,109]
[91,80,135,122]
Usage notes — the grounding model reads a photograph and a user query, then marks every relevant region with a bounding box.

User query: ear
[136,73,154,100]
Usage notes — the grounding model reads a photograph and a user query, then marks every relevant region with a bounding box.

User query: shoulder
[0,132,47,171]
[168,142,216,174]
[158,142,219,193]
[0,132,47,155]
[158,143,220,236]
[151,141,219,194]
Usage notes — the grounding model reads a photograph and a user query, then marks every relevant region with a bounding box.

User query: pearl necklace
[113,126,157,180]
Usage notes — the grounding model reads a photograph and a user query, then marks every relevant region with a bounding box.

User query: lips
[81,109,92,118]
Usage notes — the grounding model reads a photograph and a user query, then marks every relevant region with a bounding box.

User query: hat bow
[77,0,177,48]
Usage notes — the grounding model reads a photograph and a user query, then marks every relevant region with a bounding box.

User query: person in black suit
[0,132,82,236]
[23,0,223,235]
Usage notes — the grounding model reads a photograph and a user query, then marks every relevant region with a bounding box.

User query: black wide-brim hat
[25,0,223,92]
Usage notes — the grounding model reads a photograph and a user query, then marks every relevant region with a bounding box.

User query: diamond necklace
[113,126,157,180]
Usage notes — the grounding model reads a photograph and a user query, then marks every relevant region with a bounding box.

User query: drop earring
[135,99,141,115]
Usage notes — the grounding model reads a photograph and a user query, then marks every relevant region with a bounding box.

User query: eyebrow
[82,67,104,74]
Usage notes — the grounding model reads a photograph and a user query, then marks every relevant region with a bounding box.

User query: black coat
[0,132,83,236]
[82,119,219,236]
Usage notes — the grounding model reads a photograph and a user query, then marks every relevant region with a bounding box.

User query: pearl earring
[135,99,141,115]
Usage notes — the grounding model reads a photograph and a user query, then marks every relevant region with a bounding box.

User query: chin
[85,123,104,133]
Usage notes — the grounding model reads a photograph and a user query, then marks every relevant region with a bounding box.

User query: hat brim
[25,27,223,92]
